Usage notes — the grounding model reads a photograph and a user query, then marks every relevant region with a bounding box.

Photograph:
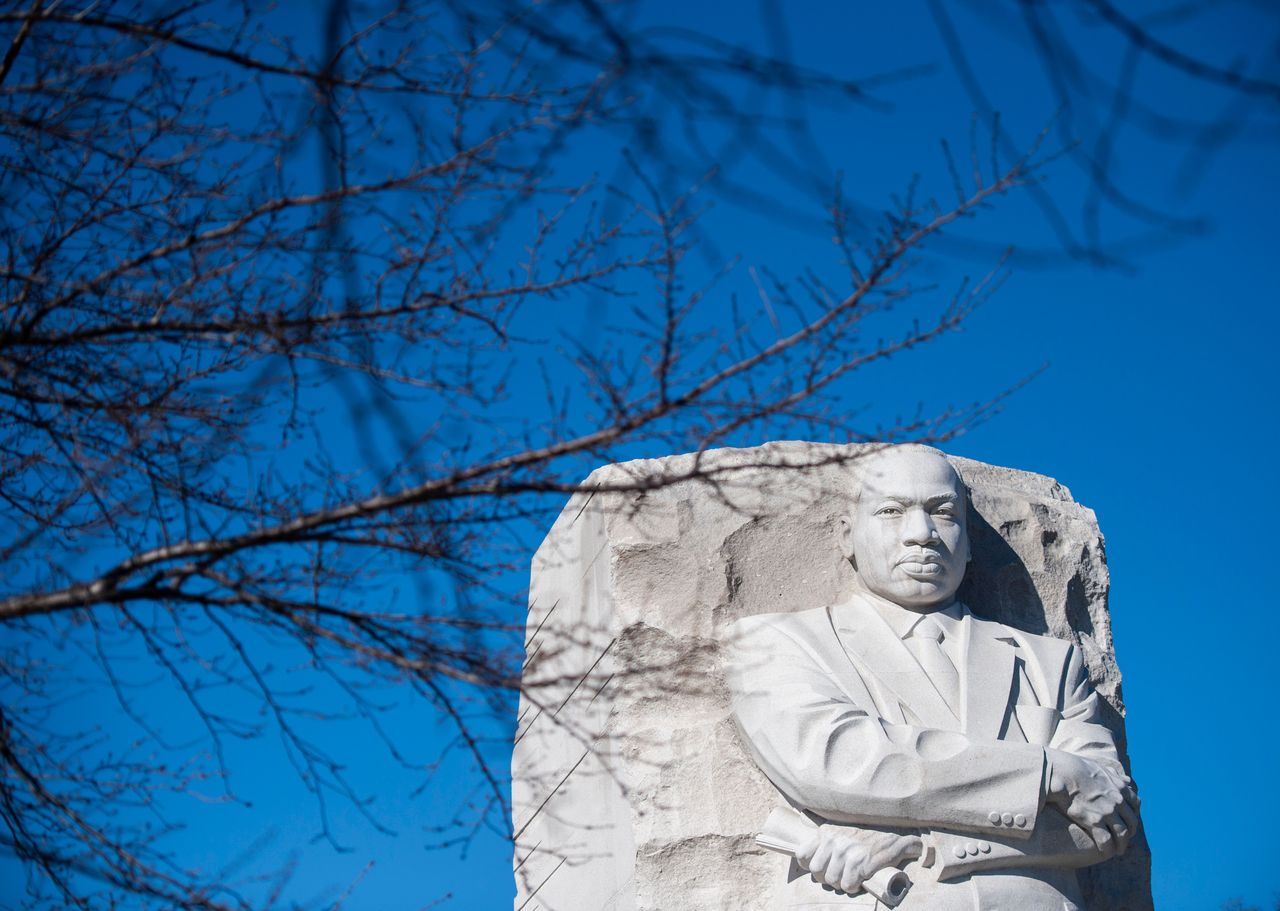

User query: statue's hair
[846,443,967,510]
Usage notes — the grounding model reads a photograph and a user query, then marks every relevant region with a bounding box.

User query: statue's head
[838,444,971,612]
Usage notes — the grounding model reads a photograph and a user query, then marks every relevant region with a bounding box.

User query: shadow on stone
[960,507,1049,635]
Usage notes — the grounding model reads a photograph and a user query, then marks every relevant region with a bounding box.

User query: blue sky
[3,2,1277,910]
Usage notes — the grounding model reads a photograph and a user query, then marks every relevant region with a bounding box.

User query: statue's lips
[896,554,947,577]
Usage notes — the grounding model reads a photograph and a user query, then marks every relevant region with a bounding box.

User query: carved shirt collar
[866,597,967,642]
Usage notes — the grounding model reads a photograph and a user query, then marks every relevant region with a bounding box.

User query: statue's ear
[838,515,856,567]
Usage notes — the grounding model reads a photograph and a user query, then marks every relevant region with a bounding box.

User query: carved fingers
[1104,770,1141,855]
[1046,749,1141,856]
[796,826,922,894]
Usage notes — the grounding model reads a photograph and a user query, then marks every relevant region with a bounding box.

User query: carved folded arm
[929,809,1112,879]
[1044,642,1127,774]
[727,617,1045,838]
[1036,642,1140,855]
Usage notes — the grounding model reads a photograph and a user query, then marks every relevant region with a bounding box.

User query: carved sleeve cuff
[927,811,1109,880]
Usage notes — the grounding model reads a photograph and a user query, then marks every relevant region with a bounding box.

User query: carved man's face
[840,448,970,611]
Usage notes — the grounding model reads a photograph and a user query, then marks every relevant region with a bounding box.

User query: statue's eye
[875,505,902,517]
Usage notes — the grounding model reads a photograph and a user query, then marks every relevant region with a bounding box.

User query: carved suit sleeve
[727,614,1045,838]
[922,639,1132,872]
[928,810,1112,878]
[1041,639,1127,777]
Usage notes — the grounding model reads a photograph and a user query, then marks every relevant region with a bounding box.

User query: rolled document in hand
[756,807,912,907]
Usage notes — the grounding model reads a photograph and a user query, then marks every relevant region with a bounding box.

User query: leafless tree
[0,1,1272,908]
[928,0,1280,267]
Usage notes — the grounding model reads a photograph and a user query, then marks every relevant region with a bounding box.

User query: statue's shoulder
[724,607,839,684]
[731,604,829,631]
[967,609,1075,663]
[727,605,833,646]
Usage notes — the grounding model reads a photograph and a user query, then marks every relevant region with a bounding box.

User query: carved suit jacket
[726,596,1127,910]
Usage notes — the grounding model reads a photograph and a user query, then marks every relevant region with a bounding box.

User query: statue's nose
[902,508,940,546]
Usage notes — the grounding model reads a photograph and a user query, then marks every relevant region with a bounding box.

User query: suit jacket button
[953,845,966,859]
[979,842,991,853]
[965,842,979,856]
[988,811,1001,824]
[1014,813,1027,827]
[1001,812,1014,825]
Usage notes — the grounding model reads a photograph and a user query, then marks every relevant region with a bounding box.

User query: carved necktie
[906,615,960,714]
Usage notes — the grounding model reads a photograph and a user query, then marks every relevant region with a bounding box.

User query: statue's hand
[1045,749,1140,856]
[795,825,922,895]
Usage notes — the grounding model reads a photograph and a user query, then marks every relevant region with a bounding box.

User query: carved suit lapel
[961,611,1020,741]
[829,598,957,730]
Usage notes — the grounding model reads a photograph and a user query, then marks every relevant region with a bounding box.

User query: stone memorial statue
[726,445,1140,909]
[512,443,1149,911]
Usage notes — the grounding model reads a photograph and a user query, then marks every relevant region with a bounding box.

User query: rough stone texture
[511,442,1151,910]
